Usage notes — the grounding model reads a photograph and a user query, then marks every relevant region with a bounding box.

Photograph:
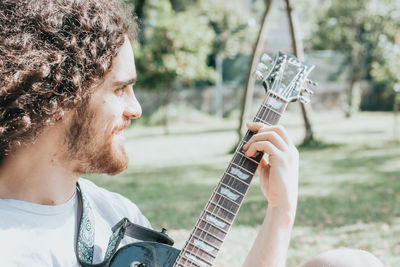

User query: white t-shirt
[0,178,151,267]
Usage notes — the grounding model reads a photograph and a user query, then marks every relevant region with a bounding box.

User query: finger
[258,157,269,168]
[244,141,280,158]
[247,122,294,147]
[246,121,265,131]
[243,131,287,151]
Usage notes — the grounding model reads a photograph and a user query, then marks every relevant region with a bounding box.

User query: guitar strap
[75,183,174,267]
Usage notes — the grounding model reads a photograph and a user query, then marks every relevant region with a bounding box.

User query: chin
[82,142,129,175]
[105,145,129,175]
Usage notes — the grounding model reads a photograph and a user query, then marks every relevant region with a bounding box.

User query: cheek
[101,99,125,127]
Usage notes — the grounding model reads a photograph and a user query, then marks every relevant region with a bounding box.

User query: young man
[0,0,384,266]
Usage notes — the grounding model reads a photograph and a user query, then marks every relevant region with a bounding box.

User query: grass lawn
[86,109,400,266]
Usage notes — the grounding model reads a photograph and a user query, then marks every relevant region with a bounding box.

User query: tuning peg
[303,87,314,95]
[256,62,269,72]
[306,79,318,86]
[254,70,264,80]
[261,53,273,63]
[300,96,311,104]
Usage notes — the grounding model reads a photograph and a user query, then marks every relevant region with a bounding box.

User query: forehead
[105,36,137,85]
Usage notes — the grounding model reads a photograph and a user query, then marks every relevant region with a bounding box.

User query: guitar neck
[174,92,289,267]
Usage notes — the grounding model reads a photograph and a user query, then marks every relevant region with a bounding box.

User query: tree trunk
[215,53,224,117]
[163,88,172,135]
[236,0,274,141]
[285,0,315,144]
[394,93,400,142]
[345,54,362,118]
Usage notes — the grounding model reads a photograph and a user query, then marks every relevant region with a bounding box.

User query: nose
[123,93,142,119]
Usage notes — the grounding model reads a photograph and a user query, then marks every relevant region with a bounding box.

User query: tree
[133,0,215,133]
[308,0,400,115]
[285,0,315,144]
[198,0,258,117]
[237,0,274,141]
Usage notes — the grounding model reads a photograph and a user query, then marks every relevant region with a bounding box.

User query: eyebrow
[113,78,137,87]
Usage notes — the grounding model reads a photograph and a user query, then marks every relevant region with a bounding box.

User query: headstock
[254,51,316,103]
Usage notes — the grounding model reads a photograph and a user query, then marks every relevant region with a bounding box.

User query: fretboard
[174,92,288,267]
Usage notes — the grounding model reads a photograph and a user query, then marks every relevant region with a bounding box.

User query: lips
[112,121,130,140]
[112,122,130,135]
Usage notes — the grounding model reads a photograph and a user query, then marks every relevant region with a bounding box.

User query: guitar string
[186,91,281,266]
[181,75,285,266]
[184,62,287,266]
[176,59,291,266]
[191,58,301,266]
[190,70,288,264]
[176,101,267,267]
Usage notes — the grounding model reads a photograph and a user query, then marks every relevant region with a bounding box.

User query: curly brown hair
[0,0,137,161]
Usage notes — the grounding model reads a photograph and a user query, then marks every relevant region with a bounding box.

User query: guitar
[109,51,315,267]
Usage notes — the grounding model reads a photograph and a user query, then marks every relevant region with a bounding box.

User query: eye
[114,86,125,96]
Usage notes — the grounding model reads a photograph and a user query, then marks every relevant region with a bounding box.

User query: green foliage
[302,0,400,110]
[197,0,258,59]
[133,0,215,89]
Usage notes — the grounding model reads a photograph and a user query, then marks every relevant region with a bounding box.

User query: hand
[242,122,299,218]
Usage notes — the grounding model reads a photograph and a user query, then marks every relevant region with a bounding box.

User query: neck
[174,92,288,267]
[0,125,79,205]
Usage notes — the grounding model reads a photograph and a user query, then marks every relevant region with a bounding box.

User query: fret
[198,218,228,237]
[232,153,259,173]
[212,192,239,214]
[198,218,228,243]
[187,238,218,258]
[223,171,250,188]
[213,191,240,211]
[184,251,213,266]
[178,253,204,267]
[217,182,245,199]
[207,202,235,222]
[212,190,242,215]
[179,242,210,267]
[255,106,279,121]
[225,164,252,184]
[186,241,216,262]
[215,187,243,207]
[253,117,272,126]
[266,112,280,125]
[196,221,225,242]
[236,145,264,166]
[230,162,256,177]
[236,151,260,164]
[208,195,237,216]
[177,247,202,267]
[264,92,288,112]
[242,131,255,143]
[203,211,232,228]
[261,103,283,116]
[238,131,264,162]
[196,218,229,238]
[191,231,220,253]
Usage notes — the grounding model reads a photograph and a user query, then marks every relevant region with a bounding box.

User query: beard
[64,104,129,175]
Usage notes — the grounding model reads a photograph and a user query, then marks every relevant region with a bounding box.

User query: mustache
[112,120,131,134]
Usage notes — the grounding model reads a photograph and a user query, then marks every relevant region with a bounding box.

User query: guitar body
[109,242,180,267]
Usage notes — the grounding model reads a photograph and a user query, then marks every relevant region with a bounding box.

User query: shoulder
[78,178,151,229]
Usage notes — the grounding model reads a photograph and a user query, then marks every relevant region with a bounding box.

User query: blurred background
[87,0,400,265]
